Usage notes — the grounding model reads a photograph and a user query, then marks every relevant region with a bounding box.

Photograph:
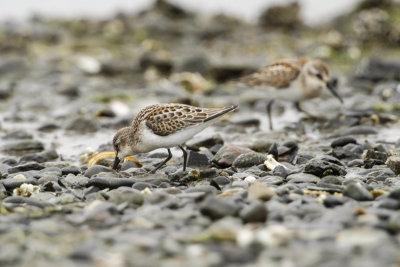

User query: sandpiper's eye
[114,144,119,152]
[316,73,323,80]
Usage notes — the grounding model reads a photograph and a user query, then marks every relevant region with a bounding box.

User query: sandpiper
[112,103,237,172]
[236,58,343,130]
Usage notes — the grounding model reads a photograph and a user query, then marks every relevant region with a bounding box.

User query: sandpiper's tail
[204,105,238,122]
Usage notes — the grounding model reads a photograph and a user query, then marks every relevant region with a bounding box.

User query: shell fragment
[88,151,142,168]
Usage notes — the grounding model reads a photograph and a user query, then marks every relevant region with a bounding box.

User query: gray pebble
[331,136,357,148]
[61,165,81,175]
[64,174,89,187]
[1,140,44,154]
[212,144,253,167]
[232,152,268,169]
[287,173,320,183]
[84,165,115,177]
[187,150,213,167]
[1,177,38,190]
[304,159,347,177]
[239,200,268,223]
[343,126,378,135]
[200,196,239,220]
[8,162,44,174]
[343,182,374,201]
[86,177,136,189]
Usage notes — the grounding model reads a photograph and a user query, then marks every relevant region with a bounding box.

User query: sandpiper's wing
[136,104,236,136]
[236,59,306,89]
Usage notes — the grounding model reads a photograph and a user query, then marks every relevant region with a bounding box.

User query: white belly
[135,120,215,153]
[240,80,306,102]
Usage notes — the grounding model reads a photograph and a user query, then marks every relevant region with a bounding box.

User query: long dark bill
[326,79,343,104]
[112,156,121,170]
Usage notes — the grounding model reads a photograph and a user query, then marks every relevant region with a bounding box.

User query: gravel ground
[1,1,400,266]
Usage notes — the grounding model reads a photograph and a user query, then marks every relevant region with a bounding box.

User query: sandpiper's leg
[294,101,316,119]
[266,100,275,130]
[178,145,188,172]
[151,148,172,173]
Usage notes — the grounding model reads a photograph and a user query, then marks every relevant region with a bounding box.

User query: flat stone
[343,182,374,201]
[84,165,115,177]
[331,136,357,148]
[200,196,239,220]
[304,159,347,177]
[1,140,44,154]
[232,152,268,169]
[86,177,136,189]
[8,163,44,174]
[64,174,89,187]
[186,134,224,150]
[61,165,82,175]
[187,150,213,167]
[287,173,320,183]
[212,144,253,167]
[239,200,268,223]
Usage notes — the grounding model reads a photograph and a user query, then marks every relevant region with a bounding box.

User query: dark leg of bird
[178,145,187,171]
[266,100,275,130]
[294,101,316,119]
[151,148,172,173]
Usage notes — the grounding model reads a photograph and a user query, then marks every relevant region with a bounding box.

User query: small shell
[13,183,40,197]
[87,151,142,168]
[264,154,282,171]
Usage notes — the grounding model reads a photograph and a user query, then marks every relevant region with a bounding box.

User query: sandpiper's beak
[326,78,343,104]
[112,156,121,170]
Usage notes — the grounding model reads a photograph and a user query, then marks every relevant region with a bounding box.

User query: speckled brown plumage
[237,60,302,88]
[132,103,237,136]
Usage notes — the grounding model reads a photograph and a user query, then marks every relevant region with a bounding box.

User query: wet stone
[121,161,142,171]
[251,140,273,153]
[1,140,44,154]
[186,134,224,150]
[304,159,347,177]
[64,174,89,187]
[331,136,357,148]
[0,163,10,178]
[84,165,115,177]
[258,176,285,186]
[386,155,400,175]
[200,196,239,220]
[187,150,213,167]
[287,173,320,184]
[239,200,268,223]
[86,177,136,189]
[61,165,82,175]
[232,152,268,170]
[7,162,44,174]
[344,182,374,201]
[212,176,231,186]
[212,144,253,167]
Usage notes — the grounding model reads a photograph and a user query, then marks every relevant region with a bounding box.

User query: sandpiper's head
[302,60,343,103]
[112,127,135,170]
